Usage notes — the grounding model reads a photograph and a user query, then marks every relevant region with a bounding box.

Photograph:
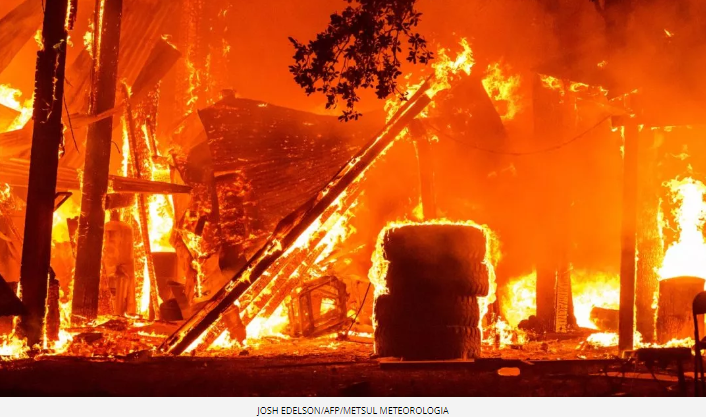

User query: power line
[425,115,612,156]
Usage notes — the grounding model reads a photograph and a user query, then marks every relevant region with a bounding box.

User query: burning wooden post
[20,0,73,346]
[72,0,124,323]
[618,120,639,351]
[635,130,663,343]
[160,83,433,355]
[17,0,72,346]
[656,277,705,343]
[409,120,437,220]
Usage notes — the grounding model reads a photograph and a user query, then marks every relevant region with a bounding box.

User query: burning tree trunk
[72,0,124,323]
[17,0,71,346]
[618,121,639,351]
[635,130,662,343]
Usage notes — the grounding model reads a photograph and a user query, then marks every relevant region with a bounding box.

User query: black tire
[382,224,489,297]
[374,324,481,360]
[385,261,490,297]
[374,294,480,327]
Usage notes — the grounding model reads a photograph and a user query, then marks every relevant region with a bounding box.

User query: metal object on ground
[288,276,348,338]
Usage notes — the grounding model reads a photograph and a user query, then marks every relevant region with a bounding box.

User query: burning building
[0,0,705,397]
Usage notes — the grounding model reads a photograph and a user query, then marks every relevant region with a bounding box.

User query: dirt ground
[0,340,697,396]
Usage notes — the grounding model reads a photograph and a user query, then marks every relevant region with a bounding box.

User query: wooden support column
[409,120,437,220]
[72,0,124,322]
[619,121,639,352]
[635,129,662,343]
[17,0,70,346]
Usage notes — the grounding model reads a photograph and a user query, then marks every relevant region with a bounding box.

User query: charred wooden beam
[110,175,191,194]
[0,0,43,76]
[123,83,161,319]
[72,0,124,323]
[618,120,639,352]
[17,0,71,346]
[409,120,437,220]
[160,81,434,355]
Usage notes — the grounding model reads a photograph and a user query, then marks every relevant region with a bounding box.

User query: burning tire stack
[372,223,490,360]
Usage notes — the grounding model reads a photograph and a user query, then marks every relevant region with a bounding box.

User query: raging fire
[658,177,706,280]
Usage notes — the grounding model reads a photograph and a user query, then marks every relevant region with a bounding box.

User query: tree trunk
[618,121,639,351]
[72,0,124,323]
[17,0,70,346]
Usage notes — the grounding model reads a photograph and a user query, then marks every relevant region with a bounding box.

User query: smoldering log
[72,0,125,323]
[17,0,71,346]
[0,0,43,76]
[160,82,434,355]
[656,277,705,344]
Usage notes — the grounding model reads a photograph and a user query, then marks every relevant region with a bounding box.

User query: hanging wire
[62,96,79,152]
[425,114,613,156]
[345,282,372,337]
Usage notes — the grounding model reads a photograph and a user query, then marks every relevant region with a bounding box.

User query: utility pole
[72,0,124,322]
[18,0,72,346]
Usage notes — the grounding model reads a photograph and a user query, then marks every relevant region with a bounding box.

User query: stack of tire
[373,224,490,360]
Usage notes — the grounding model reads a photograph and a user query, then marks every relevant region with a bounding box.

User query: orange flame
[481,62,522,121]
[658,177,706,280]
[0,84,33,131]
